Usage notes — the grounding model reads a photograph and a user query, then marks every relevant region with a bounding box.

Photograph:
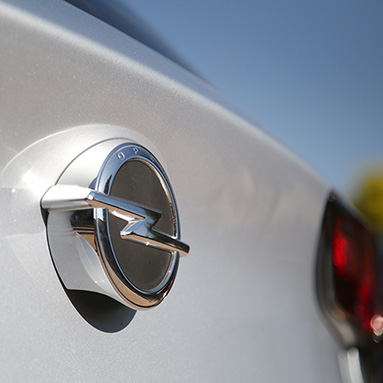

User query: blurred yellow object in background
[353,170,383,232]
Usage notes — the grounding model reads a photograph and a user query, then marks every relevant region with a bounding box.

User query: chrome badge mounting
[42,140,189,310]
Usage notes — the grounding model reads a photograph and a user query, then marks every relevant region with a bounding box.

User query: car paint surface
[0,0,344,381]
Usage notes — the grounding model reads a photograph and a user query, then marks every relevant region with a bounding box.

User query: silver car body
[0,0,350,381]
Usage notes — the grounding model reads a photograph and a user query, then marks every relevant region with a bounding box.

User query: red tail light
[317,193,379,345]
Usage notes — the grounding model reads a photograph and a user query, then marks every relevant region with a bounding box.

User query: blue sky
[127,1,383,194]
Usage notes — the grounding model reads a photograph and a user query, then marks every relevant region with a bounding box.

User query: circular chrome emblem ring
[42,140,189,310]
[94,143,180,308]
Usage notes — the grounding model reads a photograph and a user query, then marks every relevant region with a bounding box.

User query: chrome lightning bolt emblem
[40,141,189,310]
[42,185,189,256]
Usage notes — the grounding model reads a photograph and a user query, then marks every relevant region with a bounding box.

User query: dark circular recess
[108,159,175,292]
[64,289,136,333]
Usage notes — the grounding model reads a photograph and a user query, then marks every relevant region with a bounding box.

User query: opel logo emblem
[41,141,189,309]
